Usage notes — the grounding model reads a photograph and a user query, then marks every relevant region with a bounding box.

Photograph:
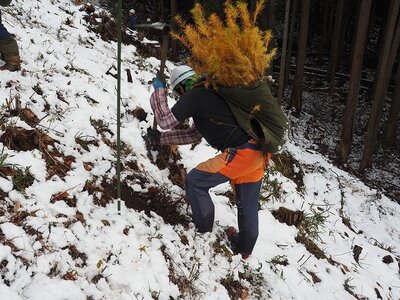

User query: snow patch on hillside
[0,1,399,299]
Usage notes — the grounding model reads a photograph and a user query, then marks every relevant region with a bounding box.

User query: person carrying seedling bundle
[0,0,20,71]
[147,0,288,259]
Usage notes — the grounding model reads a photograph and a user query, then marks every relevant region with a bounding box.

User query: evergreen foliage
[172,0,276,87]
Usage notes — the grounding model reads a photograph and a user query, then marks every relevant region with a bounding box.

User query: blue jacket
[127,15,137,29]
[0,11,12,40]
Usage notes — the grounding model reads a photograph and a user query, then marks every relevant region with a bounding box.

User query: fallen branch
[331,170,359,234]
[105,66,117,79]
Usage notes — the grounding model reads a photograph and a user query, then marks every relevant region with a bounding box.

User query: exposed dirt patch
[85,178,189,227]
[62,271,78,281]
[145,135,187,189]
[64,245,88,266]
[220,276,249,300]
[8,108,40,127]
[353,245,363,263]
[10,210,36,226]
[0,229,17,252]
[91,273,104,284]
[120,183,190,227]
[0,126,75,180]
[0,190,7,202]
[63,211,87,229]
[295,234,327,261]
[168,161,187,190]
[127,106,148,122]
[50,191,77,207]
[75,136,99,152]
[12,167,35,192]
[89,118,123,151]
[0,167,16,179]
[307,270,321,284]
[272,151,305,192]
[271,207,304,227]
[0,127,46,151]
[0,165,35,193]
[23,225,43,241]
[81,6,119,42]
[90,118,113,136]
[83,178,114,207]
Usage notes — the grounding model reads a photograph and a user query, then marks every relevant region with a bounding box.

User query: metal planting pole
[116,0,122,213]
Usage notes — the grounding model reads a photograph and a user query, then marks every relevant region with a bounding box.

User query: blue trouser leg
[234,180,262,254]
[185,169,230,232]
[0,23,12,40]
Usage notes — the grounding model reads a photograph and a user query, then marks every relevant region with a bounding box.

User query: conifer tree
[171,0,276,87]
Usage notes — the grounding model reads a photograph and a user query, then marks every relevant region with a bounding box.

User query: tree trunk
[278,0,291,103]
[152,0,159,22]
[374,1,390,54]
[160,0,166,22]
[265,0,276,77]
[265,0,276,30]
[338,0,355,74]
[383,61,400,145]
[317,0,330,64]
[327,0,345,94]
[289,0,311,114]
[338,0,373,164]
[284,0,298,89]
[360,0,400,171]
[326,0,336,52]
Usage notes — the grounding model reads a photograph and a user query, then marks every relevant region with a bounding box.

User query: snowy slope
[0,1,399,299]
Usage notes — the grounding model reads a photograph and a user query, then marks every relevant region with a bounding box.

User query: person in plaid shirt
[148,65,270,259]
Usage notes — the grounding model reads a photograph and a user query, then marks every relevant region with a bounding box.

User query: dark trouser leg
[234,180,262,254]
[185,169,230,233]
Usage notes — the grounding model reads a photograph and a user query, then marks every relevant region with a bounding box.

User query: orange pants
[185,140,270,254]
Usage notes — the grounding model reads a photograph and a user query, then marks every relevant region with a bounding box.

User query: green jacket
[216,81,289,153]
[0,0,11,7]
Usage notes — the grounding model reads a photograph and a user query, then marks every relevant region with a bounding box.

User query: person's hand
[147,127,161,145]
[152,74,166,89]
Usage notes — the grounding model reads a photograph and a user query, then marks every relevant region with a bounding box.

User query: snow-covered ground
[0,1,399,299]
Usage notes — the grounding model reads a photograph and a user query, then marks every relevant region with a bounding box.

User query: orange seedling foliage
[171,0,276,87]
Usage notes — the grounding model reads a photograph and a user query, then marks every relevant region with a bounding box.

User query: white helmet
[169,65,195,90]
[129,9,135,14]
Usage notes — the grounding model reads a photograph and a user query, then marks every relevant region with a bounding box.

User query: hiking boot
[0,55,20,72]
[225,226,250,259]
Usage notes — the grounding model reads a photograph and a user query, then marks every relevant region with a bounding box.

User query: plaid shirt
[150,88,202,145]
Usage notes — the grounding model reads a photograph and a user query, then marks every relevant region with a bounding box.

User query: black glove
[147,127,161,145]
